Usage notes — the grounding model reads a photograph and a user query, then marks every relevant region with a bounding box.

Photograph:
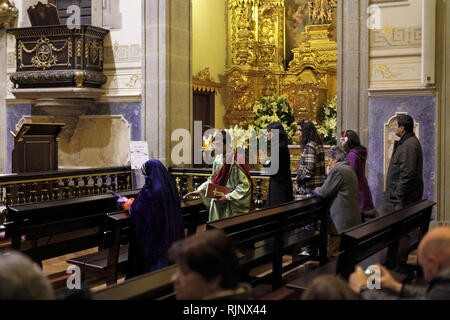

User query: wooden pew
[2,189,141,265]
[91,198,329,299]
[206,197,329,290]
[284,199,435,294]
[92,265,177,300]
[88,198,329,299]
[67,199,207,285]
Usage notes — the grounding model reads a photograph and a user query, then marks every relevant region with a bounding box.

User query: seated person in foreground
[127,159,185,279]
[313,146,362,257]
[0,250,54,300]
[349,226,450,300]
[302,275,360,300]
[184,130,253,221]
[169,229,252,300]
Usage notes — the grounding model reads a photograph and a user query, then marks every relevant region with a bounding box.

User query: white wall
[102,0,142,100]
[369,0,424,89]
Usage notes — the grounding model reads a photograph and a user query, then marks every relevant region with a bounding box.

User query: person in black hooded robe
[127,159,185,278]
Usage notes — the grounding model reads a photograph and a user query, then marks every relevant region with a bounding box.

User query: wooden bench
[89,198,329,299]
[284,199,435,294]
[67,199,207,285]
[92,265,177,300]
[2,189,141,266]
[206,197,329,290]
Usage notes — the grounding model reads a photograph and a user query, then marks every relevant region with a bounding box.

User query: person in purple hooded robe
[340,130,377,220]
[126,159,185,279]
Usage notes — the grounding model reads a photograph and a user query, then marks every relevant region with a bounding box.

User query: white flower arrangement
[249,95,296,144]
[317,96,337,145]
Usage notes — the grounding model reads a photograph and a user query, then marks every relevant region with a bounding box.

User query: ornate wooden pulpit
[11,123,65,173]
[7,2,109,89]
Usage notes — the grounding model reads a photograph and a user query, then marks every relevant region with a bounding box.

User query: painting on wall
[284,0,312,67]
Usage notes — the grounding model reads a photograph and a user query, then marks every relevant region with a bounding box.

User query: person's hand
[216,195,227,203]
[377,264,402,293]
[183,190,200,199]
[349,266,368,293]
[326,163,333,175]
[123,198,134,211]
[311,191,322,199]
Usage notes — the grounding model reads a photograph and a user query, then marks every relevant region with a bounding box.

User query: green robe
[197,154,252,222]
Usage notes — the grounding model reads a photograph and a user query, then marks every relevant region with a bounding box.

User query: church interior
[0,0,449,302]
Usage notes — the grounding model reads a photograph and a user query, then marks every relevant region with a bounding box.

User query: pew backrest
[3,189,141,263]
[92,198,331,297]
[65,199,208,285]
[92,265,177,300]
[336,199,435,278]
[207,198,326,245]
[207,198,329,288]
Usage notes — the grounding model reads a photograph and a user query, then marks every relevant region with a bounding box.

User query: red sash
[211,152,254,211]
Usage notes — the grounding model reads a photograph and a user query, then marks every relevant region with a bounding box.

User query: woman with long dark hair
[265,122,293,207]
[340,130,376,219]
[295,120,326,196]
[295,120,326,256]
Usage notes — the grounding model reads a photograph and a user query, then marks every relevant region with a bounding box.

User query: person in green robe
[184,130,253,222]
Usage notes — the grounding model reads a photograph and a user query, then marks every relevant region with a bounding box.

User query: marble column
[435,0,450,227]
[336,0,369,146]
[0,30,7,173]
[142,0,192,166]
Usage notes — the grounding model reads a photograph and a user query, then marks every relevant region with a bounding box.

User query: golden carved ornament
[19,36,72,70]
[85,40,103,67]
[75,71,84,88]
[193,67,214,82]
[126,74,141,89]
[77,39,82,57]
[280,71,327,125]
[192,67,222,93]
[288,25,337,74]
[229,0,284,70]
[0,0,18,29]
[308,0,337,24]
[224,0,337,130]
[227,68,255,112]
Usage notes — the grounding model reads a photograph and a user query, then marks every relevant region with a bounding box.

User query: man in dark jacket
[384,114,423,214]
[349,226,450,300]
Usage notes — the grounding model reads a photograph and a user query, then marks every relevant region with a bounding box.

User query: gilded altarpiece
[225,0,337,130]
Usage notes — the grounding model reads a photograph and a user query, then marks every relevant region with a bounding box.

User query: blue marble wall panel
[5,104,32,173]
[368,96,436,216]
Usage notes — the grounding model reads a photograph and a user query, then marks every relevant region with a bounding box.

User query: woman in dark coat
[127,159,185,278]
[265,122,294,207]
